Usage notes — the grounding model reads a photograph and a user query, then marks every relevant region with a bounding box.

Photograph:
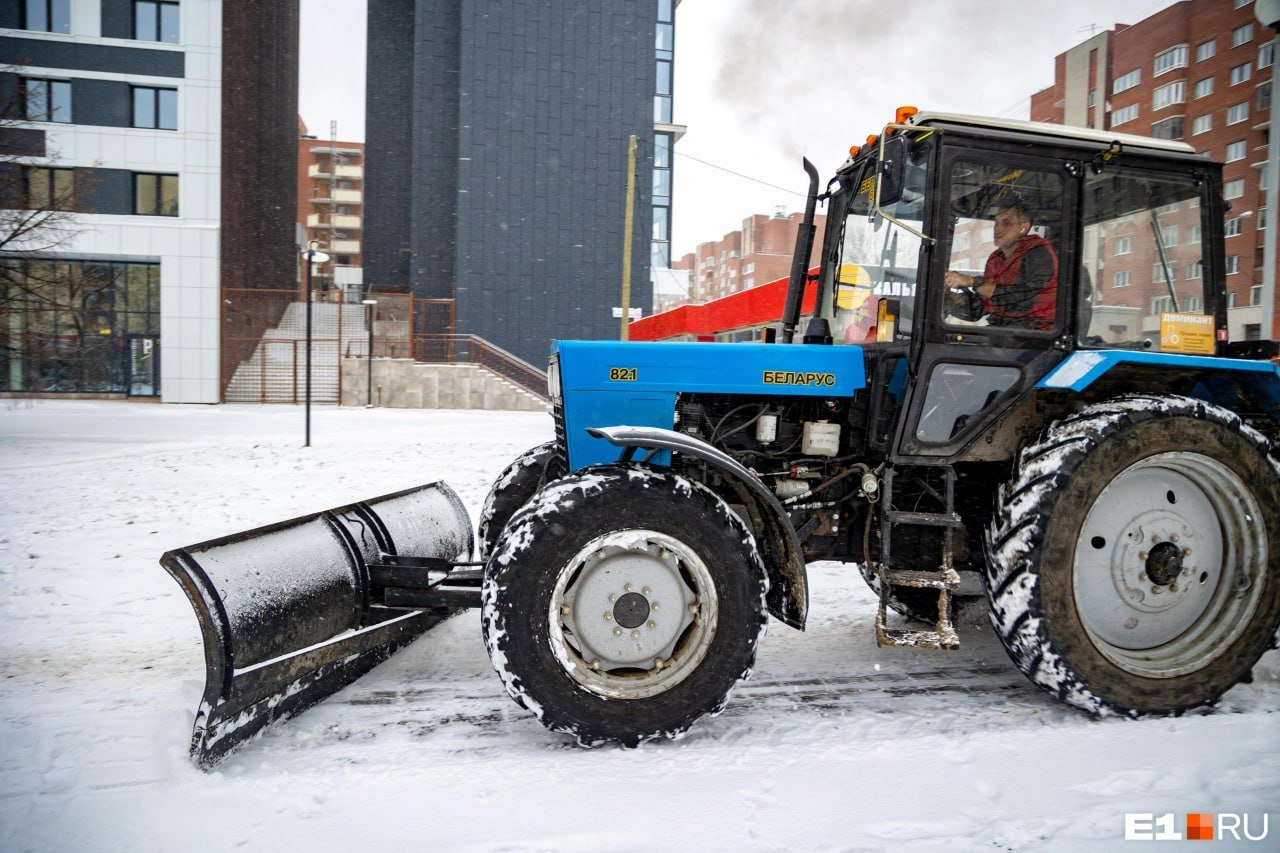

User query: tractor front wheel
[481,466,768,745]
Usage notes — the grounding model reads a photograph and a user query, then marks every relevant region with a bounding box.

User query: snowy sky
[298,0,1179,259]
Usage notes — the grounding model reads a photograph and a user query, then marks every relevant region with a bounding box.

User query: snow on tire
[481,465,769,745]
[477,441,565,561]
[985,394,1280,716]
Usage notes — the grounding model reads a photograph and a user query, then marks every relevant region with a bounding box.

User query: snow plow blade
[161,482,473,767]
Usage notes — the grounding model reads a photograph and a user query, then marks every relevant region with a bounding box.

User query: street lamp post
[301,242,330,447]
[361,298,377,408]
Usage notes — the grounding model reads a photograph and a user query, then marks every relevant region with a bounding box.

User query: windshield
[828,132,932,344]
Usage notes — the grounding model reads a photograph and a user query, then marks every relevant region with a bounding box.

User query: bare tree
[1,66,93,389]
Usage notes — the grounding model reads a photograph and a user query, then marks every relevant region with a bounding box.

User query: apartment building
[1030,0,1278,340]
[364,0,680,366]
[674,210,826,305]
[1,0,222,400]
[1,0,300,401]
[296,119,364,296]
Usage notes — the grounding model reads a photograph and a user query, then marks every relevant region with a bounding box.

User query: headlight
[546,357,561,401]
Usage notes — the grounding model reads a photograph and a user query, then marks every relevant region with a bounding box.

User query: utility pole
[620,134,638,341]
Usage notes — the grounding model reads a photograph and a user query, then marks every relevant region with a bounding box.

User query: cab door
[894,146,1079,460]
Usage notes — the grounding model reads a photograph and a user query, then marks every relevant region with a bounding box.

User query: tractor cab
[792,109,1229,462]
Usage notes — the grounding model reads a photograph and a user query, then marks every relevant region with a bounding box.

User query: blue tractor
[166,112,1280,763]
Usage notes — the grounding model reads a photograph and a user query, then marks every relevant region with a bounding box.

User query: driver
[944,198,1057,330]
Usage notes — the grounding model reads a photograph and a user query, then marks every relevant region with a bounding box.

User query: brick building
[1030,0,1278,340]
[673,210,826,305]
[296,119,364,295]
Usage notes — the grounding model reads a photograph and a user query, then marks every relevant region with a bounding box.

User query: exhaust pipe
[781,158,821,344]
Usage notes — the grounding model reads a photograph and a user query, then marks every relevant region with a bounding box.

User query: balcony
[331,239,361,254]
[309,188,363,206]
[307,213,362,229]
[307,163,364,180]
[309,144,363,156]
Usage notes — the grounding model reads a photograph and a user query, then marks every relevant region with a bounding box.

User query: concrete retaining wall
[340,358,548,411]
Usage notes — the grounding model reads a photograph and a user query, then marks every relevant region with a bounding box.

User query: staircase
[225,303,370,403]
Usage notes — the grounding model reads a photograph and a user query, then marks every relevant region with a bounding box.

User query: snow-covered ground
[1,400,1276,852]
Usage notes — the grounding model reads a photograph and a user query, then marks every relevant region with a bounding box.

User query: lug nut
[1139,571,1149,581]
[652,602,661,611]
[561,605,571,615]
[1139,552,1148,561]
[608,593,617,602]
[613,628,622,637]
[1170,583,1180,592]
[604,612,613,621]
[631,630,641,639]
[1171,533,1179,542]
[592,660,602,670]
[654,658,666,669]
[647,621,656,629]
[1152,534,1161,544]
[642,586,651,595]
[1152,585,1164,594]
[1182,547,1192,556]
[625,584,633,592]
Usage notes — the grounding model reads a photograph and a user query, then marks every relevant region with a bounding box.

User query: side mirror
[877,136,908,207]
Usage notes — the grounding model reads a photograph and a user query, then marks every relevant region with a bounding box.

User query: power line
[674,150,807,197]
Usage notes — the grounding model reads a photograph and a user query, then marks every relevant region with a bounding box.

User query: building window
[133,173,179,216]
[1196,40,1217,62]
[1252,284,1264,304]
[1226,256,1240,275]
[1260,81,1272,111]
[1153,263,1178,284]
[1115,236,1133,255]
[1193,77,1214,99]
[656,22,673,54]
[25,167,74,210]
[1225,179,1245,199]
[1226,140,1248,162]
[1226,216,1243,236]
[1260,206,1268,230]
[1232,24,1254,49]
[1111,103,1139,126]
[1189,224,1202,243]
[1152,295,1175,315]
[1114,270,1131,287]
[1153,81,1185,110]
[1230,62,1252,85]
[654,95,671,123]
[1227,102,1250,124]
[134,1,180,43]
[1154,45,1188,75]
[22,78,71,123]
[131,87,178,130]
[1151,116,1184,139]
[1113,69,1141,93]
[1192,114,1212,135]
[1261,42,1275,69]
[1188,260,1203,280]
[22,0,70,32]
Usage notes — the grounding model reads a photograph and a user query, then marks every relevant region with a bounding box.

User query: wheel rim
[1073,451,1267,678]
[549,529,718,700]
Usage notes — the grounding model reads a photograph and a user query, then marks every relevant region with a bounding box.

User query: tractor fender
[587,425,808,629]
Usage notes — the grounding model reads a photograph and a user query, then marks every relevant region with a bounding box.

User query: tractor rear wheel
[481,465,768,745]
[478,441,564,560]
[986,394,1280,715]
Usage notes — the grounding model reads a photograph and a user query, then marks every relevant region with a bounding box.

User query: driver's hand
[944,271,970,288]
